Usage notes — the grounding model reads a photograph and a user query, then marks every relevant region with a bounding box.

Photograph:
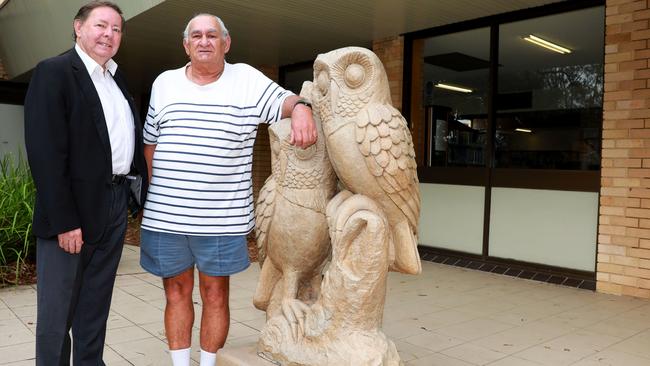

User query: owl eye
[316,71,330,95]
[294,144,316,161]
[344,64,365,88]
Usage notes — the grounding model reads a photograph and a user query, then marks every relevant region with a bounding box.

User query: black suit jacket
[24,48,148,244]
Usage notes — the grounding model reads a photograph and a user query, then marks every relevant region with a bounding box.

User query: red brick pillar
[373,36,404,110]
[599,0,650,298]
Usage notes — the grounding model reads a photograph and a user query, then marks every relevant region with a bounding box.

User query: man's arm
[281,95,317,149]
[24,61,83,253]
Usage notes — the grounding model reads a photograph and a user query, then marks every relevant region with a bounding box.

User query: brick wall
[598,0,650,299]
[372,36,404,110]
[251,65,279,201]
[0,57,8,80]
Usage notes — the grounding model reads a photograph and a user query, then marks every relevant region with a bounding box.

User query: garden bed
[0,262,36,287]
[0,155,36,287]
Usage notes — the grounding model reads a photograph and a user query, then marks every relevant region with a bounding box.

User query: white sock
[170,347,191,366]
[200,349,217,366]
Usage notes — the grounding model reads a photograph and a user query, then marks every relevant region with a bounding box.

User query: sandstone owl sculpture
[307,47,421,275]
[253,99,338,318]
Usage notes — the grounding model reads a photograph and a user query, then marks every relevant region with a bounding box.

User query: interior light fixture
[434,83,472,93]
[515,128,532,133]
[523,35,571,54]
[458,119,472,127]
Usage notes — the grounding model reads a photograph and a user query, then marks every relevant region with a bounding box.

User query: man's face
[74,6,123,66]
[183,15,231,66]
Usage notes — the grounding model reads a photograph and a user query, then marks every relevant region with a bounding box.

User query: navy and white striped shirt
[142,62,292,235]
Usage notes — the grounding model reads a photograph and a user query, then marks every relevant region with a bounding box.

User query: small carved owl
[306,46,421,275]
[253,96,338,317]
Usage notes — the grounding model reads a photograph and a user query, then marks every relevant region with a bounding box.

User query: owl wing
[356,103,420,229]
[255,175,276,266]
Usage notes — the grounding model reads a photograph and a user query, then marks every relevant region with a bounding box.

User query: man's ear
[223,35,231,54]
[73,19,82,39]
[183,39,190,57]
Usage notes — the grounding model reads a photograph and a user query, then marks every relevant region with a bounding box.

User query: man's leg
[191,233,247,365]
[163,268,195,350]
[35,237,83,366]
[198,273,230,352]
[71,183,128,366]
[140,228,196,366]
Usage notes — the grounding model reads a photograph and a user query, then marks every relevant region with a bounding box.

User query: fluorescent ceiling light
[523,35,571,54]
[435,83,472,93]
[515,128,532,133]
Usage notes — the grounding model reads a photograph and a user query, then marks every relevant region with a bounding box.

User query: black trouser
[35,182,128,366]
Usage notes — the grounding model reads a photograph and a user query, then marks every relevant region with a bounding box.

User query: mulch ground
[0,262,37,287]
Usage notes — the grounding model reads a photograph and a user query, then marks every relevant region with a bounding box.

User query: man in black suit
[24,1,147,365]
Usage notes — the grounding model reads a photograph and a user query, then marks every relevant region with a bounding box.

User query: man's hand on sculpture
[290,105,318,149]
[58,228,84,254]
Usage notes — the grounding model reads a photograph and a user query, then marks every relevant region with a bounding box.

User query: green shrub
[0,154,36,282]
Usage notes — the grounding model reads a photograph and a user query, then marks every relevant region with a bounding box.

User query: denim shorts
[139,229,250,278]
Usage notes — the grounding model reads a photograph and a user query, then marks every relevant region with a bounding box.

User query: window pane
[421,28,490,167]
[496,7,604,170]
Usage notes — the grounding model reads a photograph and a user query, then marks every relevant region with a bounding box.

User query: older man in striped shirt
[139,13,316,366]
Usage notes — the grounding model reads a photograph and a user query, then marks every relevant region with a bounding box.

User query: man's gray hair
[182,14,229,40]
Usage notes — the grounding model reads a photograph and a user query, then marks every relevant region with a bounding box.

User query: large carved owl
[253,98,338,318]
[307,47,421,275]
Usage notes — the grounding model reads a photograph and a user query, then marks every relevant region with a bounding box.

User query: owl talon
[281,298,310,342]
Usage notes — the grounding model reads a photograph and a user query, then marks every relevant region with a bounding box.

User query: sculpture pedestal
[215,344,278,366]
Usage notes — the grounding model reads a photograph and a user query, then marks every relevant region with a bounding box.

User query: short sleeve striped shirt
[141,62,293,235]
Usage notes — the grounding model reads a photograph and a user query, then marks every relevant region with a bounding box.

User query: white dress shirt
[75,44,135,175]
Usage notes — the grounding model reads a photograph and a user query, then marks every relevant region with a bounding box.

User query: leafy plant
[0,154,36,285]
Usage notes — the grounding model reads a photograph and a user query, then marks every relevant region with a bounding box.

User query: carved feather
[356,104,420,229]
[255,176,276,266]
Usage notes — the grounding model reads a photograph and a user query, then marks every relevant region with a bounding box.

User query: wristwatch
[293,99,312,110]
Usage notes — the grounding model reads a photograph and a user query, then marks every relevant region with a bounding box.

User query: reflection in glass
[496,7,604,170]
[420,28,490,167]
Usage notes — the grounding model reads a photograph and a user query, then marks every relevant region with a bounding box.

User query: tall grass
[0,154,35,284]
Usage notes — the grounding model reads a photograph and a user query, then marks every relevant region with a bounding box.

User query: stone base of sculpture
[215,344,277,366]
[256,192,403,366]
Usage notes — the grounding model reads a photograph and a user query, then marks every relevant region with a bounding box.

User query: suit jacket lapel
[69,49,112,167]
